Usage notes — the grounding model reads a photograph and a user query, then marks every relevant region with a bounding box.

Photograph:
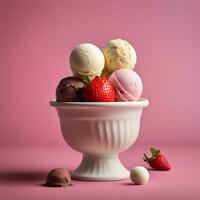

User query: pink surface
[1,145,200,200]
[0,0,200,146]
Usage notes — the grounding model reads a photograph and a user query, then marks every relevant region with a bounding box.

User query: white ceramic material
[50,99,149,181]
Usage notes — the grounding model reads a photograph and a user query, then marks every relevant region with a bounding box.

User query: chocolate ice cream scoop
[56,77,85,102]
[45,168,72,187]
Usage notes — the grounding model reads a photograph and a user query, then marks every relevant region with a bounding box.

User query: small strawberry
[82,77,115,102]
[143,147,171,171]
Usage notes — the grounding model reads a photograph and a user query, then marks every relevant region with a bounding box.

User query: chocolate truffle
[45,168,72,187]
[56,77,85,102]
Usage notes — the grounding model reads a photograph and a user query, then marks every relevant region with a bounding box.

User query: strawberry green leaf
[150,147,160,158]
[82,76,90,84]
[143,154,149,163]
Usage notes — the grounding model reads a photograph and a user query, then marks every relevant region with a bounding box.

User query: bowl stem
[72,154,130,181]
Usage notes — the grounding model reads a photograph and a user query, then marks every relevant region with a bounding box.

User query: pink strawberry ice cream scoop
[108,69,143,101]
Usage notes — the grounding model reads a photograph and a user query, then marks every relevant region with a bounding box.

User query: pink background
[0,0,200,199]
[1,0,200,147]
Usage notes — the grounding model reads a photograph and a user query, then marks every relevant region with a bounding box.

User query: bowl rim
[49,98,149,108]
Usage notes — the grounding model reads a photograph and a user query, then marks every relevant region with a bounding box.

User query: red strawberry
[83,77,115,102]
[143,147,171,171]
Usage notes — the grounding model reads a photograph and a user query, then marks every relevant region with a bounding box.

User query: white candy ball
[130,166,149,185]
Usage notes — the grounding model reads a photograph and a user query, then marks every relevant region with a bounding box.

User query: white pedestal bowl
[50,99,149,181]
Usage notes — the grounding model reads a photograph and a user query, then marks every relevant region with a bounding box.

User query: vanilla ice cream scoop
[70,43,105,81]
[103,39,137,73]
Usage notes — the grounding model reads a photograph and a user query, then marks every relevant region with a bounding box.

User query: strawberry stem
[82,76,90,85]
[150,147,160,158]
[143,147,161,163]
